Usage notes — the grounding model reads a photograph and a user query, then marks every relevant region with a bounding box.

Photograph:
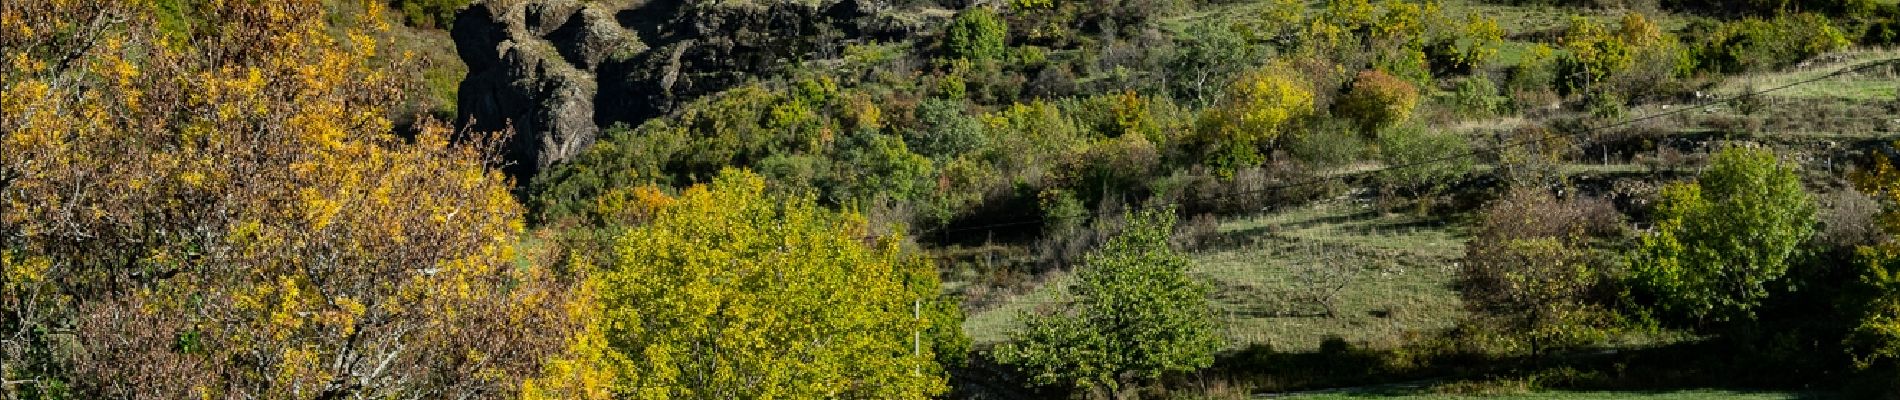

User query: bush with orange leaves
[1334,69,1420,136]
[0,1,589,398]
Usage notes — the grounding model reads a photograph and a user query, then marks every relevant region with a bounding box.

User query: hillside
[3,0,1899,399]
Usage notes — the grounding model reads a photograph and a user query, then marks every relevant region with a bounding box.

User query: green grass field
[957,4,1892,397]
[1718,48,1900,101]
[962,268,1077,346]
[1196,201,1468,352]
[959,201,1794,398]
[961,200,1470,351]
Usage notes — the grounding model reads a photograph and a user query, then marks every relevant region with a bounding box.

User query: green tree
[1556,12,1693,99]
[1375,124,1473,205]
[1169,20,1259,107]
[835,133,937,207]
[1556,16,1637,96]
[594,170,961,399]
[1630,146,1816,327]
[1425,13,1505,74]
[908,98,989,159]
[1691,13,1851,74]
[945,7,1009,61]
[995,207,1221,397]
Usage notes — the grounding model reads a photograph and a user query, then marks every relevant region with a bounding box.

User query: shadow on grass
[950,334,1869,399]
[1279,389,1839,399]
[1174,335,1862,399]
[1197,208,1467,254]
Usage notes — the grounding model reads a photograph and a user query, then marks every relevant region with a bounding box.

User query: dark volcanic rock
[454,0,901,182]
[454,0,615,181]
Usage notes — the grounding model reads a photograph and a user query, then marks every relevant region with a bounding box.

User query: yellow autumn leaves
[3,0,967,398]
[560,170,955,399]
[2,0,579,398]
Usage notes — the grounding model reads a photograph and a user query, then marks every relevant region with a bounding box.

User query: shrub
[1629,146,1816,328]
[1287,118,1371,169]
[1336,69,1422,136]
[1556,15,1640,96]
[1376,124,1474,202]
[1460,188,1625,356]
[926,155,1004,224]
[1446,76,1509,119]
[835,133,937,207]
[531,123,682,224]
[529,81,847,222]
[1425,13,1506,74]
[1867,13,1900,45]
[983,101,1087,178]
[1553,12,1694,103]
[945,7,1009,61]
[1039,188,1091,237]
[1689,13,1852,74]
[1196,65,1318,175]
[392,0,470,28]
[995,207,1221,398]
[1817,188,1885,249]
[908,98,990,160]
[1054,133,1164,208]
[1505,44,1561,111]
[1585,90,1626,120]
[668,84,818,177]
[1492,124,1575,189]
[1289,243,1361,318]
[1661,0,1881,17]
[756,153,831,196]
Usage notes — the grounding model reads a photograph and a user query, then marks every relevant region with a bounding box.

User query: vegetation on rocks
[6,0,1900,398]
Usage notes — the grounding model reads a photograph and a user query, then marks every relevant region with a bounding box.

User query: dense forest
[3,0,1899,399]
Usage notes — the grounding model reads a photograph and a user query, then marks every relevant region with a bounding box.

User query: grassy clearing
[1435,0,1668,34]
[961,268,1075,346]
[961,200,1472,351]
[1276,389,1830,400]
[1197,201,1468,352]
[1170,0,1643,32]
[1717,48,1900,101]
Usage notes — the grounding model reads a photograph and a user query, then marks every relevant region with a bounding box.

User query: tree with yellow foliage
[1195,65,1316,176]
[1,1,583,398]
[1555,12,1692,100]
[588,169,963,399]
[1847,148,1900,374]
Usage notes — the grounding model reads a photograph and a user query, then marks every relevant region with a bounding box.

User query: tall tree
[1846,148,1900,373]
[995,206,1221,398]
[0,1,582,398]
[1630,146,1816,327]
[592,169,962,399]
[945,7,1008,62]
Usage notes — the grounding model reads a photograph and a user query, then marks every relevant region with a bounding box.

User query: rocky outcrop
[454,0,907,182]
